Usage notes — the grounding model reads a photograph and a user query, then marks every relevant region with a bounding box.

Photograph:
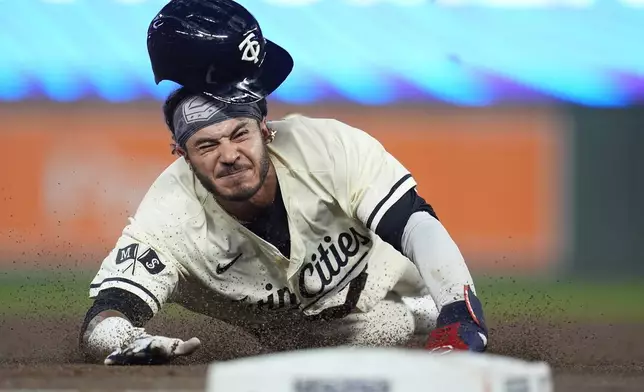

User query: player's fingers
[132,343,149,354]
[104,351,128,365]
[174,337,201,356]
[105,340,149,365]
[146,339,164,354]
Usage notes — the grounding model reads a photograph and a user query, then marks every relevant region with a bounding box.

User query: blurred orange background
[0,103,568,274]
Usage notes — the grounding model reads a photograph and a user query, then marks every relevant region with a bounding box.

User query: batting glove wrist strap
[425,285,488,353]
[86,316,145,359]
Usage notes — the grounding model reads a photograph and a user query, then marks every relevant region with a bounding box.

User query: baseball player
[79,0,488,365]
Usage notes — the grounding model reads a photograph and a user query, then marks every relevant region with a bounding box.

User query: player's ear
[259,119,275,144]
[174,145,189,163]
[259,119,269,137]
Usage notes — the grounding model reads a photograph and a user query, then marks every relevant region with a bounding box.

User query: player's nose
[218,141,240,164]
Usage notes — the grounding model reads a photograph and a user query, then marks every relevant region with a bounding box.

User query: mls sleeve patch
[114,244,166,275]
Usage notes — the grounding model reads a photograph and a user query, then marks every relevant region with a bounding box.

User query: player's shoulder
[128,157,207,232]
[270,114,363,140]
[268,114,375,157]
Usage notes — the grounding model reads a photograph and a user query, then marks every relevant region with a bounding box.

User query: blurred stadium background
[0,0,643,323]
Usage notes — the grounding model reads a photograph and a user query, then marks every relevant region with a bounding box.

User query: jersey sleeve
[88,228,180,316]
[330,120,418,233]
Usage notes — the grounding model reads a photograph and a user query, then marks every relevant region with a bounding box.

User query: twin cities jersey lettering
[89,115,425,321]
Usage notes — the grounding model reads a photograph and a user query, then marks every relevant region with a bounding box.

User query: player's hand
[104,334,201,365]
[425,319,487,353]
[425,285,488,353]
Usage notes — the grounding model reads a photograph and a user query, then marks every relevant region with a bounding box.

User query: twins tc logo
[239,31,261,64]
[115,243,166,275]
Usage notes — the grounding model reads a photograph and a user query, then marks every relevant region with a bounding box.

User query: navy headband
[172,95,263,148]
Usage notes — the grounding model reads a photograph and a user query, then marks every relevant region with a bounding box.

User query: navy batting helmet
[147,0,294,104]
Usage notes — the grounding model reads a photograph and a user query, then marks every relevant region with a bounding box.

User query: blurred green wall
[568,106,644,278]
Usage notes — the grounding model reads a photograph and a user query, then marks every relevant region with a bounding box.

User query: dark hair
[162,86,269,146]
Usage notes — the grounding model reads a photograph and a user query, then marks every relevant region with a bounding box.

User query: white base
[205,347,552,392]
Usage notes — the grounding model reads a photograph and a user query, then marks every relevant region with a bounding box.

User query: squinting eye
[235,130,249,139]
[199,143,216,151]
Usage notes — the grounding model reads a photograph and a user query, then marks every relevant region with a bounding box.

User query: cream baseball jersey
[88,115,426,324]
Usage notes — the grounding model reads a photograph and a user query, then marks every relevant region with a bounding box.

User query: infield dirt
[1,312,643,391]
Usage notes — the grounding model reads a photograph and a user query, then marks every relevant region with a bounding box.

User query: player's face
[184,118,270,202]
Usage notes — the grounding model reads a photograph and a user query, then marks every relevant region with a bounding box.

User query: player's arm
[80,234,200,365]
[378,191,487,353]
[333,120,488,353]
